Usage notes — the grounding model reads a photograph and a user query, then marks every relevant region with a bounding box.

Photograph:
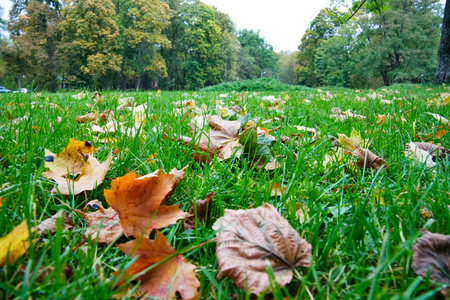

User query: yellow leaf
[0,220,30,266]
[338,128,368,151]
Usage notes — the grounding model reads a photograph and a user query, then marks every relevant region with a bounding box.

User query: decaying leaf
[105,168,190,238]
[43,138,98,178]
[270,183,286,197]
[115,231,200,299]
[412,231,450,285]
[76,112,98,123]
[216,203,312,294]
[74,200,121,244]
[47,152,113,195]
[411,142,450,161]
[351,147,387,169]
[330,109,366,121]
[405,142,438,168]
[376,114,388,125]
[184,192,214,229]
[0,220,30,266]
[36,211,74,236]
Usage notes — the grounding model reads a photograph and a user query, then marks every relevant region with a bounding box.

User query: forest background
[0,0,444,92]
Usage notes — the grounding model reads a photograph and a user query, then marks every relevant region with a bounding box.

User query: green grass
[0,83,449,299]
[200,78,312,92]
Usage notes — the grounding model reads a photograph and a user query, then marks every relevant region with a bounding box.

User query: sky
[0,0,446,52]
[202,0,331,52]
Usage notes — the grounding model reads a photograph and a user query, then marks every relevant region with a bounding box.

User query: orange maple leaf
[115,231,200,299]
[104,168,190,238]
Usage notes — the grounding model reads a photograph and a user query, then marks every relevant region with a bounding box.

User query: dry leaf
[43,139,98,178]
[0,220,30,266]
[351,147,387,169]
[271,183,286,197]
[376,114,388,125]
[116,231,200,299]
[74,200,121,244]
[338,128,368,151]
[412,231,450,284]
[426,112,450,125]
[105,169,190,238]
[36,211,74,236]
[184,192,214,229]
[76,112,98,123]
[48,152,113,195]
[412,142,450,161]
[216,203,312,294]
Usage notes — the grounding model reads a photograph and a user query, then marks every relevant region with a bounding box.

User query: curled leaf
[36,211,74,236]
[412,231,450,284]
[184,192,214,229]
[216,203,312,294]
[351,147,387,169]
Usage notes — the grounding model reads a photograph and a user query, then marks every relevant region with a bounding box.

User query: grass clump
[201,77,311,92]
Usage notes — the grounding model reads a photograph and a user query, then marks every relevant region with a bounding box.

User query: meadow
[0,83,449,299]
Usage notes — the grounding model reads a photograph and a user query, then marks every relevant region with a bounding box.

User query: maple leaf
[270,183,286,197]
[45,151,113,195]
[43,139,98,178]
[184,192,214,229]
[216,203,312,294]
[411,142,450,161]
[412,231,450,286]
[115,231,200,299]
[74,200,121,244]
[0,220,31,266]
[104,168,190,238]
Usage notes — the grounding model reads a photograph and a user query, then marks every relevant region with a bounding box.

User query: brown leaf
[76,112,97,123]
[74,200,121,244]
[351,147,387,169]
[180,115,241,162]
[115,231,200,299]
[216,203,312,294]
[184,192,214,230]
[413,142,450,160]
[162,165,188,204]
[48,152,113,195]
[412,231,450,285]
[270,183,286,197]
[36,211,74,236]
[104,169,190,238]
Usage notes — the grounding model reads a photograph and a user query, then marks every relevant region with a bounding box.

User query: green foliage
[237,29,278,79]
[201,78,311,92]
[277,51,297,85]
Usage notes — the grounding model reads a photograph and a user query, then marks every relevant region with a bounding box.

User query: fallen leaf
[338,128,368,151]
[72,92,86,100]
[216,203,312,294]
[376,114,388,125]
[47,152,113,195]
[42,139,98,178]
[426,112,450,125]
[0,220,30,266]
[436,130,448,139]
[270,183,286,197]
[115,231,200,299]
[36,211,74,236]
[412,142,450,161]
[92,91,105,103]
[74,200,121,244]
[412,231,450,285]
[76,112,98,123]
[351,147,387,169]
[184,192,214,229]
[104,168,190,238]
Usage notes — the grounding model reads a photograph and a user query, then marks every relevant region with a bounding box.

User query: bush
[201,78,311,92]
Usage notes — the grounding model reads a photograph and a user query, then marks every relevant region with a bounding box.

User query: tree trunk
[136,76,141,91]
[435,0,450,83]
[17,76,21,90]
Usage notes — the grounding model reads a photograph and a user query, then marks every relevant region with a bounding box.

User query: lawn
[0,84,449,299]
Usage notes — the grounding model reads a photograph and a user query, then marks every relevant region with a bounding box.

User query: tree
[237,29,278,79]
[295,8,342,86]
[435,0,450,82]
[60,0,121,89]
[115,0,171,90]
[360,0,442,85]
[277,51,297,85]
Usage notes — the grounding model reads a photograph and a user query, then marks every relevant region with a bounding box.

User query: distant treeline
[0,0,443,91]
